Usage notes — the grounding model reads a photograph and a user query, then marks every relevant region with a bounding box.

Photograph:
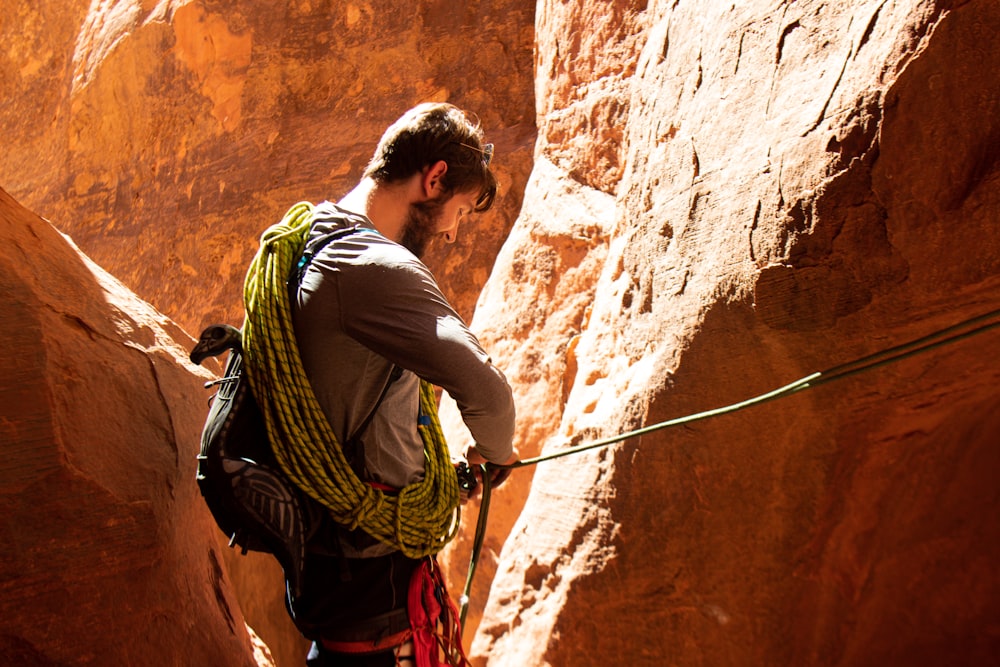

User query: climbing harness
[458,306,1000,626]
[242,202,462,558]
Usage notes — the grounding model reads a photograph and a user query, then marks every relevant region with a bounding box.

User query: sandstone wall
[0,0,536,332]
[463,0,1000,665]
[0,187,269,667]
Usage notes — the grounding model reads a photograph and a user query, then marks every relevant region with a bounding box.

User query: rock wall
[462,0,1000,665]
[0,0,536,332]
[0,187,269,667]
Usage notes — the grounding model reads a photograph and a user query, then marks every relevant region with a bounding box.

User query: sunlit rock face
[452,1,1000,666]
[0,0,537,333]
[0,187,269,667]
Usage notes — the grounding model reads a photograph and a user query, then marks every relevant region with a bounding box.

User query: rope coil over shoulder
[242,201,461,558]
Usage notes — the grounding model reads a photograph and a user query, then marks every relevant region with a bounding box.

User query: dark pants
[305,642,401,667]
[287,521,421,665]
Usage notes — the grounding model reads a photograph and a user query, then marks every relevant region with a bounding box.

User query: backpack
[191,333,318,596]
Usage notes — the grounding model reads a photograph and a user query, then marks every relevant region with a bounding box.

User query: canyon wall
[2,0,999,666]
[458,0,1000,665]
[0,187,270,667]
[1,0,536,332]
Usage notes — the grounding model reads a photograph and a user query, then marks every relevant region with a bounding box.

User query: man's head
[364,103,498,215]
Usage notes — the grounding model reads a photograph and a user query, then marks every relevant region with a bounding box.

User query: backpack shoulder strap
[292,207,380,284]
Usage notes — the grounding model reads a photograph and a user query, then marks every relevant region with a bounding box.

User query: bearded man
[285,102,518,666]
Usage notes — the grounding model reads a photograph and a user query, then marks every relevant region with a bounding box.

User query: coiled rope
[242,202,461,558]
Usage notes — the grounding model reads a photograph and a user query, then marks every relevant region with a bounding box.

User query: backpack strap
[291,208,380,285]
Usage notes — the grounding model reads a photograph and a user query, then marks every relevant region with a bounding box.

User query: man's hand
[465,447,520,490]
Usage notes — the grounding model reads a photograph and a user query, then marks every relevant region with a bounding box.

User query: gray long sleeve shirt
[292,202,515,491]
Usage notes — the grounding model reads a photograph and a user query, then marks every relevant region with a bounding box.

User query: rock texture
[462,0,1000,665]
[0,0,537,333]
[0,187,269,667]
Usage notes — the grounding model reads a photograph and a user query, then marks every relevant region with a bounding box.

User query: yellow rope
[242,202,461,558]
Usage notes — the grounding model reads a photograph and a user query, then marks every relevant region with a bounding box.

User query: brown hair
[363,103,498,212]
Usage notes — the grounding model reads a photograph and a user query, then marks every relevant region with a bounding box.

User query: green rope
[242,202,461,558]
[459,307,1000,629]
[458,463,491,628]
[513,307,1000,468]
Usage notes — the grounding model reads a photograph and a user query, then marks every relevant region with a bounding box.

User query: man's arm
[338,243,516,464]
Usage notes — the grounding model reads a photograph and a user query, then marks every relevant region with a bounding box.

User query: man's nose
[444,218,462,243]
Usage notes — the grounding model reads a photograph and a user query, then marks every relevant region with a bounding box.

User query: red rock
[0,0,537,333]
[4,0,1000,665]
[470,1,1000,665]
[0,187,269,666]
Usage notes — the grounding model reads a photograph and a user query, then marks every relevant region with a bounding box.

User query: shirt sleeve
[335,245,515,464]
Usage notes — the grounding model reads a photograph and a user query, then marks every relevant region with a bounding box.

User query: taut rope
[459,306,1000,625]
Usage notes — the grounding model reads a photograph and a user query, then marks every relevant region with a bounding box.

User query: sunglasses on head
[456,142,494,167]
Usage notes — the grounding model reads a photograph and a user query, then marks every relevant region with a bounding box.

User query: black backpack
[191,333,318,596]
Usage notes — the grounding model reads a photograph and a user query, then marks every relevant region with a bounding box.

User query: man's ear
[421,160,449,198]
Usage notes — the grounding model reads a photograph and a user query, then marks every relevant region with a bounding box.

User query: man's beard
[398,196,446,258]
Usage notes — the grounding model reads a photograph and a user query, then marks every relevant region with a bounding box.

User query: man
[288,102,518,666]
